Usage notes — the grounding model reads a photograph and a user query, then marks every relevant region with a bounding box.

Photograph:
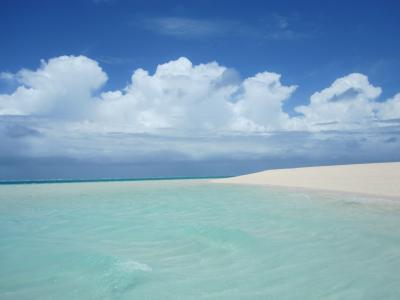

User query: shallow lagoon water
[0,180,400,299]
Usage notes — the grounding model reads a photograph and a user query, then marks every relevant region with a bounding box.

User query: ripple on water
[1,181,400,299]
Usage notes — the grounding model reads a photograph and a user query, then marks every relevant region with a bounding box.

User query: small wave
[116,260,152,272]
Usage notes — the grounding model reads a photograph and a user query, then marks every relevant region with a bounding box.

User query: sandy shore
[212,162,400,199]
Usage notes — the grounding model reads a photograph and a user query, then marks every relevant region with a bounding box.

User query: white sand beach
[212,162,400,199]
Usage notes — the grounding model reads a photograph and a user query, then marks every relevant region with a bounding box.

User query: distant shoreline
[0,176,228,186]
[211,162,400,200]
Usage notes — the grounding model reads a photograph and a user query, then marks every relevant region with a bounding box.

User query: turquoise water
[1,180,400,299]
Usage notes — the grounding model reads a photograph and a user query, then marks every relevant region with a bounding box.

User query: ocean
[1,180,399,299]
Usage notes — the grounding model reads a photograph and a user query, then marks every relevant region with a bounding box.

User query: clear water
[1,180,400,299]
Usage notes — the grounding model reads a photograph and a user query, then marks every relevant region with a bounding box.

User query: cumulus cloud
[95,57,296,133]
[295,73,388,131]
[0,55,399,171]
[377,93,400,120]
[232,72,297,131]
[0,56,107,118]
[1,55,399,134]
[96,57,237,132]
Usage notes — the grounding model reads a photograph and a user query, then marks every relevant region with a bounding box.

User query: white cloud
[0,55,400,166]
[96,57,296,133]
[0,55,107,118]
[96,57,235,131]
[1,56,399,134]
[232,72,297,131]
[294,73,384,130]
[377,93,400,120]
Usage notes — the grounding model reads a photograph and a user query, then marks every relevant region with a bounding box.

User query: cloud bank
[1,55,399,132]
[0,55,399,178]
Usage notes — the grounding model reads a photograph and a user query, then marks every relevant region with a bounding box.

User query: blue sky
[0,0,400,180]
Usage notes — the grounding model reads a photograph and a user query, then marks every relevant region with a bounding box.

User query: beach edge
[210,162,400,200]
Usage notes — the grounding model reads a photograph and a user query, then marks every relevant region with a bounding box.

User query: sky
[0,0,400,180]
